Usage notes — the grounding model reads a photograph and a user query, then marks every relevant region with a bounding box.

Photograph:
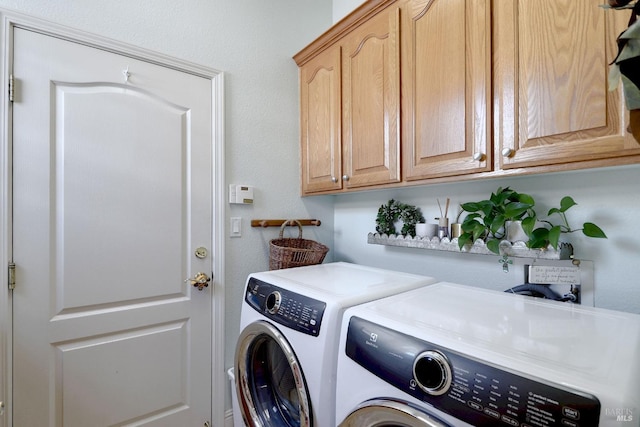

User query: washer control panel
[245,277,326,336]
[345,316,601,427]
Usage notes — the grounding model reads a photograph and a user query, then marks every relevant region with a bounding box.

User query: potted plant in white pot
[457,187,536,254]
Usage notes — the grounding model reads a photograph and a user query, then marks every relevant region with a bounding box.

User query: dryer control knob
[413,350,452,396]
[266,291,282,315]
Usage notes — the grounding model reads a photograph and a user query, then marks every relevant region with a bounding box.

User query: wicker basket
[269,220,329,270]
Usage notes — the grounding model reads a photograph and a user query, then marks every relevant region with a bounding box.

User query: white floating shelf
[367,233,573,260]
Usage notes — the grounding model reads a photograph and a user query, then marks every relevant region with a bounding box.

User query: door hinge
[9,74,14,102]
[8,262,16,290]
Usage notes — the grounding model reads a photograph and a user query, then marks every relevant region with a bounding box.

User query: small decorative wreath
[376,199,425,237]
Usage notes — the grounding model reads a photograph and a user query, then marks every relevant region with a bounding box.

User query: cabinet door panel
[342,7,401,188]
[494,0,640,169]
[403,0,491,180]
[300,47,342,194]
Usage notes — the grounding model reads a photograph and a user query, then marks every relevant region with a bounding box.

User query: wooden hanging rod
[251,219,321,228]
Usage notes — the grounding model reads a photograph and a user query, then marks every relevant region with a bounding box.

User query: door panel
[342,6,401,188]
[12,28,212,426]
[402,0,491,180]
[494,0,640,169]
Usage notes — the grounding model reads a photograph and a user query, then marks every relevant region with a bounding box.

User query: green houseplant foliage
[457,187,535,254]
[522,196,607,250]
[376,199,425,237]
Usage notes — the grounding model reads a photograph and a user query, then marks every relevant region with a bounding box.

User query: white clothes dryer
[336,282,640,427]
[233,262,437,427]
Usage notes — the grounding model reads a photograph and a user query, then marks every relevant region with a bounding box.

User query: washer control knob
[265,291,282,315]
[413,350,452,396]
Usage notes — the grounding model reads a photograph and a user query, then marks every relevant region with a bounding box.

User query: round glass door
[338,399,452,427]
[235,320,312,427]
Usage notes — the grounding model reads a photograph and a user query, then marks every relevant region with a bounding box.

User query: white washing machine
[233,262,437,427]
[336,282,640,427]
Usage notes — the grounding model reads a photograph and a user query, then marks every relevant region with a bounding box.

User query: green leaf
[486,239,501,255]
[559,196,577,212]
[583,222,607,238]
[479,201,495,217]
[521,217,536,235]
[503,202,534,219]
[461,218,481,232]
[490,215,506,235]
[548,225,562,249]
[528,228,550,249]
[461,213,481,223]
[472,222,487,241]
[517,193,535,205]
[547,207,562,216]
[461,202,482,212]
[458,233,472,250]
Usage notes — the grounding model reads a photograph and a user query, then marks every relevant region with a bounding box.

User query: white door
[12,28,213,426]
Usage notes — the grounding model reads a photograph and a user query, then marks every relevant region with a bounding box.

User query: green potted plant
[457,187,535,254]
[522,196,607,250]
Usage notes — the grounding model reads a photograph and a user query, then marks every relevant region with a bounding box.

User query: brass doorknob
[185,272,211,291]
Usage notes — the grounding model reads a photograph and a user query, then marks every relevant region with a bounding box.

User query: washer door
[338,399,452,427]
[235,320,312,427]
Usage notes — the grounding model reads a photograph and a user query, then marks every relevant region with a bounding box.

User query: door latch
[185,272,211,291]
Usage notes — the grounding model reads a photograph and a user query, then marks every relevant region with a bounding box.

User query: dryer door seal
[235,320,312,427]
[338,399,452,427]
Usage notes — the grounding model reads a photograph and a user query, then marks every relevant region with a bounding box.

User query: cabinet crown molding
[293,0,397,66]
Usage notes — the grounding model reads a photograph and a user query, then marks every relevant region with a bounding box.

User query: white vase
[415,223,438,238]
[506,220,528,243]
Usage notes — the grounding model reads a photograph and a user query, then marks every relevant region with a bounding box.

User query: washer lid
[249,262,437,303]
[364,282,640,400]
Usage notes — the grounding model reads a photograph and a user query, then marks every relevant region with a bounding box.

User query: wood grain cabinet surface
[493,0,640,172]
[297,2,401,194]
[401,0,491,181]
[294,0,640,195]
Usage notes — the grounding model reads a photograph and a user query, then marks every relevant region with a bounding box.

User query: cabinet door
[494,0,640,170]
[300,46,342,194]
[402,0,491,180]
[342,6,401,188]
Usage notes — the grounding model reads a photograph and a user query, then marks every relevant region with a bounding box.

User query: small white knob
[342,175,350,181]
[331,176,338,183]
[472,152,485,161]
[501,147,515,157]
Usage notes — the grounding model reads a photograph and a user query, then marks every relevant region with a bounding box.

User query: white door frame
[0,10,226,427]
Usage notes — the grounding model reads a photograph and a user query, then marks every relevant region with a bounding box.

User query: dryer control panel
[346,316,601,427]
[245,277,326,336]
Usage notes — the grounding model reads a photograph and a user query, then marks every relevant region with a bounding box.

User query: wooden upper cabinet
[494,0,640,170]
[402,0,492,180]
[299,46,342,194]
[295,0,640,194]
[341,6,401,189]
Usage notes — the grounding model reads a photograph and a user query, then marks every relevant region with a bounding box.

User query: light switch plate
[230,217,242,237]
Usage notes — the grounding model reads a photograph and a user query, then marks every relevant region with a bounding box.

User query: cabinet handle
[501,147,515,158]
[472,152,485,161]
[331,176,338,183]
[342,175,350,181]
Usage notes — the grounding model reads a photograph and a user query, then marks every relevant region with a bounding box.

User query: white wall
[332,0,366,22]
[0,0,333,415]
[333,165,640,314]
